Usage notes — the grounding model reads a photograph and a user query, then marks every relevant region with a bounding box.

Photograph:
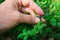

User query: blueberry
[37,16,42,19]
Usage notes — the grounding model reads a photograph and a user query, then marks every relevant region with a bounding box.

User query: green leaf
[50,18,57,26]
[23,36,28,40]
[0,0,4,3]
[57,22,60,28]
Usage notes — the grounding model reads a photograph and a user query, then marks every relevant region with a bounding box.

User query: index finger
[29,1,44,16]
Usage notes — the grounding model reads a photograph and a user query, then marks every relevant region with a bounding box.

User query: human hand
[0,0,44,31]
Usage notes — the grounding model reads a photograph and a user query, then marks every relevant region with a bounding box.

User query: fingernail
[35,17,40,23]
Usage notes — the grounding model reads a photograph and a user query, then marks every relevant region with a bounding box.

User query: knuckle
[22,0,30,6]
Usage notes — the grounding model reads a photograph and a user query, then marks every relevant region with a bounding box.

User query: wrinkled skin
[0,0,44,32]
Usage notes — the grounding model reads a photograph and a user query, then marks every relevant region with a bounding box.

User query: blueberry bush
[0,0,60,40]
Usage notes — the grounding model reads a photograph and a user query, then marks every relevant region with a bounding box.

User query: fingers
[21,0,30,6]
[17,0,30,7]
[29,1,44,16]
[18,0,44,16]
[16,11,40,24]
[21,7,35,16]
